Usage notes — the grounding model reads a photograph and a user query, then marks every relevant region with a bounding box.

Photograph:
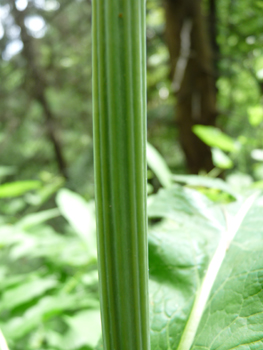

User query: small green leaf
[56,189,97,258]
[211,147,233,169]
[173,174,237,197]
[0,278,57,311]
[63,310,101,349]
[2,294,99,339]
[0,166,16,179]
[147,142,173,188]
[193,125,236,152]
[248,105,263,126]
[16,208,60,229]
[0,181,41,198]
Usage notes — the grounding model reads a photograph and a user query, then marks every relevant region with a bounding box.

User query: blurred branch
[10,1,68,180]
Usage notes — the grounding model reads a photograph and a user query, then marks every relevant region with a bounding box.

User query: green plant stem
[92,1,150,350]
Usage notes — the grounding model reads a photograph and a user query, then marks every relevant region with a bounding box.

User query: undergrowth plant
[0,2,263,349]
[0,153,263,350]
[92,1,263,349]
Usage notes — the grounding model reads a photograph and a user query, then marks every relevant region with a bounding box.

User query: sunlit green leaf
[0,181,41,198]
[173,174,237,197]
[56,189,97,258]
[248,105,263,126]
[63,310,101,349]
[211,147,233,169]
[192,125,236,152]
[16,208,60,229]
[147,142,173,188]
[0,166,16,179]
[2,294,99,340]
[0,278,57,311]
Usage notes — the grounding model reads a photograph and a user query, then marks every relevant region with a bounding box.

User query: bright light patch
[159,87,169,100]
[24,15,46,38]
[45,0,60,11]
[33,0,59,11]
[2,40,23,60]
[246,36,256,45]
[0,4,10,20]
[0,23,4,40]
[33,0,45,8]
[256,68,263,80]
[251,149,263,161]
[15,0,28,11]
[60,57,74,68]
[25,15,45,32]
[8,25,21,39]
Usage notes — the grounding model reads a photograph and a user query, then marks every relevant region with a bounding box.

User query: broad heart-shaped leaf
[191,199,263,350]
[148,186,224,349]
[148,186,263,350]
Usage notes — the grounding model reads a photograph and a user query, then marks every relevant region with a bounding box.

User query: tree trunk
[165,0,217,173]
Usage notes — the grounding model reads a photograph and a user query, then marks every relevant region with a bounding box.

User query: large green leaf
[191,195,263,350]
[148,186,223,349]
[148,186,263,350]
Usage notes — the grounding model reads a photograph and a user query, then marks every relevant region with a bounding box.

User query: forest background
[0,0,263,349]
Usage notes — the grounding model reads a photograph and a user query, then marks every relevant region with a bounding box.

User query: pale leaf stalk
[0,328,9,350]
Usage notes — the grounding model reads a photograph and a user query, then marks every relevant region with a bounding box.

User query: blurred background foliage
[0,0,263,348]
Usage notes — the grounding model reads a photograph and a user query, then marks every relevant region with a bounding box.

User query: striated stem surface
[92,0,149,349]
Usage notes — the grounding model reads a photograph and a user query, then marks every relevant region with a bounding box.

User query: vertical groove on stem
[92,0,149,349]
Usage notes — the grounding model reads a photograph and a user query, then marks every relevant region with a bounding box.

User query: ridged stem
[92,1,149,350]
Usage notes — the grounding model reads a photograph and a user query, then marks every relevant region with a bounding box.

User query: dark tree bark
[165,0,217,173]
[208,0,220,85]
[11,1,68,179]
